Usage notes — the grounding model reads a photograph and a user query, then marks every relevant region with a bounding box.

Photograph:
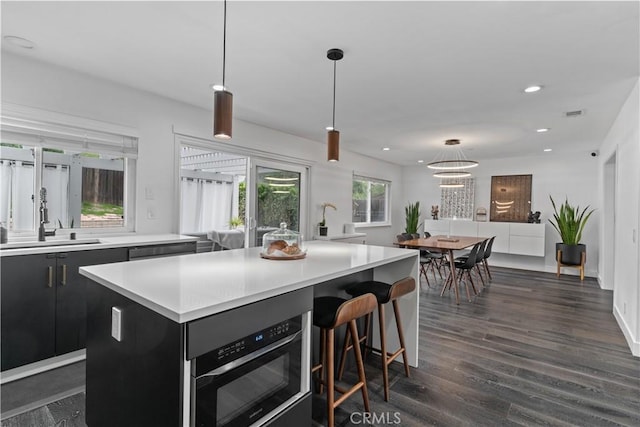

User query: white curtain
[0,161,11,225]
[43,165,70,228]
[181,178,233,233]
[11,161,35,231]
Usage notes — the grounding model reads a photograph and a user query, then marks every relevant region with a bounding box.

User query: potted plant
[318,202,336,236]
[549,196,595,265]
[229,216,244,229]
[404,201,421,234]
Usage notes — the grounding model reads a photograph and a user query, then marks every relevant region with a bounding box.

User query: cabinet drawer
[509,223,545,237]
[509,236,545,256]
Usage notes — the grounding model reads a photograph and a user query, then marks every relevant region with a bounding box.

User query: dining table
[395,235,488,304]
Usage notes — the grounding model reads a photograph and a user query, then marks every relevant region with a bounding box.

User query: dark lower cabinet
[1,253,57,370]
[86,282,183,427]
[1,248,128,371]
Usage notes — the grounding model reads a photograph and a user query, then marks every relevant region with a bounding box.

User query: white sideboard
[424,219,545,257]
[313,232,367,244]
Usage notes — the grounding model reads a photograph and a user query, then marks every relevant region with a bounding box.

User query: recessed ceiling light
[417,160,424,164]
[536,128,550,133]
[524,85,542,93]
[544,148,552,152]
[382,147,390,151]
[3,35,36,49]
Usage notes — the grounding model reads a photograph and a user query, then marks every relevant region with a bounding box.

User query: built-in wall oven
[188,288,312,427]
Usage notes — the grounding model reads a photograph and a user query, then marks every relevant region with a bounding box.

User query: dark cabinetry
[127,241,196,260]
[1,248,127,371]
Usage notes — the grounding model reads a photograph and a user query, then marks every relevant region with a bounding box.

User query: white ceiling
[2,1,639,165]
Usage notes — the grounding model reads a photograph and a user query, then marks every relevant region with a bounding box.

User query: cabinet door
[1,254,57,371]
[55,248,128,355]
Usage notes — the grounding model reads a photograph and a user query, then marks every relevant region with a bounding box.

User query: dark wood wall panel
[490,174,532,222]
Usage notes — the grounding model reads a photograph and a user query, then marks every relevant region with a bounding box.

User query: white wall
[404,154,600,276]
[598,79,640,356]
[1,53,404,246]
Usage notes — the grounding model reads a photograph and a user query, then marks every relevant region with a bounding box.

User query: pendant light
[213,0,232,139]
[427,139,478,171]
[327,48,344,162]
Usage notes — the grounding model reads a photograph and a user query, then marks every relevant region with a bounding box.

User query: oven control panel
[196,316,302,374]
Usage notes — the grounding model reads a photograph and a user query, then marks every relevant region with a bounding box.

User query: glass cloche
[260,222,306,259]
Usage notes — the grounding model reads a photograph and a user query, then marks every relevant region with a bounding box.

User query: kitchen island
[80,241,419,426]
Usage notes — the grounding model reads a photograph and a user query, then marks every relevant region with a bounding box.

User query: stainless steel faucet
[38,187,56,241]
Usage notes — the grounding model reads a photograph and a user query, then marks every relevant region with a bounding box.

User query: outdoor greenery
[404,201,421,234]
[549,196,594,245]
[239,181,246,219]
[238,181,299,230]
[82,202,123,217]
[229,216,244,228]
[352,178,387,222]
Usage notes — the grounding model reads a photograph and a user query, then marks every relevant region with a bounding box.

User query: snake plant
[404,201,421,234]
[549,196,594,245]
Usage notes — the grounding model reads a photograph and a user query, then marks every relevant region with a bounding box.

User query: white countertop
[0,234,198,257]
[79,241,417,324]
[313,232,367,241]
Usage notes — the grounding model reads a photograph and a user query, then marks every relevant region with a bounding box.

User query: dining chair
[422,232,446,279]
[441,241,482,302]
[397,234,433,287]
[455,239,487,288]
[481,236,496,280]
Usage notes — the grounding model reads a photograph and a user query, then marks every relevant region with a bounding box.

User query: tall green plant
[404,201,421,234]
[549,196,594,245]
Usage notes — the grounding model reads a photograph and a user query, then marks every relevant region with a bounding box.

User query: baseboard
[489,257,597,279]
[613,304,640,357]
[0,350,86,384]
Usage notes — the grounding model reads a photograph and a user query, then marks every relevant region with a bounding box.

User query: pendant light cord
[332,60,337,128]
[222,0,227,88]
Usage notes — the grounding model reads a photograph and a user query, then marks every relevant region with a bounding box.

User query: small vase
[318,226,328,236]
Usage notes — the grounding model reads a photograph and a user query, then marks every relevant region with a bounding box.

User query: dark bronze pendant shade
[214,89,233,139]
[327,129,340,162]
[213,0,232,140]
[327,48,343,162]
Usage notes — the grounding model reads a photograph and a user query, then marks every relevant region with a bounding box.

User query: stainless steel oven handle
[196,330,302,381]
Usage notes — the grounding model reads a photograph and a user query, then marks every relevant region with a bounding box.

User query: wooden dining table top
[396,235,488,251]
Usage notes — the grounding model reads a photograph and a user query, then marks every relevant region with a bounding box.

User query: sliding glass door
[247,160,308,248]
[177,136,308,251]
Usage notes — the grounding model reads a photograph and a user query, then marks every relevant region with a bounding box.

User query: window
[352,174,390,225]
[1,110,137,234]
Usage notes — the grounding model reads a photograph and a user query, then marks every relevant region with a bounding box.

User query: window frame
[352,174,391,227]
[1,104,137,236]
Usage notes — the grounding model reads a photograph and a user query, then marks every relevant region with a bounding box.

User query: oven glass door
[194,333,302,427]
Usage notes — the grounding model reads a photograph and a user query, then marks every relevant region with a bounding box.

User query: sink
[1,238,101,250]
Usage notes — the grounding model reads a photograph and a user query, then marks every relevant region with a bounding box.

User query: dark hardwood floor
[3,267,639,426]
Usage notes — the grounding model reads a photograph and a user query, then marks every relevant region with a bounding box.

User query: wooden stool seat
[339,277,415,401]
[312,293,377,427]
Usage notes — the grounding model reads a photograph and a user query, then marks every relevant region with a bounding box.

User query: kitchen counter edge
[0,234,199,257]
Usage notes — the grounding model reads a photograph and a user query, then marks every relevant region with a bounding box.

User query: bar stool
[312,293,378,427]
[337,277,416,401]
